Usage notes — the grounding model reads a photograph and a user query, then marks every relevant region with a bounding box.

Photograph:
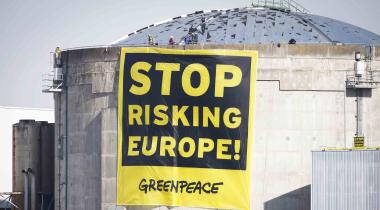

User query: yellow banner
[117,47,258,210]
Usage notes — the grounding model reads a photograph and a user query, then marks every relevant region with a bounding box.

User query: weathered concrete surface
[55,44,380,210]
[13,120,55,210]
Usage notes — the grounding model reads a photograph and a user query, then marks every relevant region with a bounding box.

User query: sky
[0,0,380,109]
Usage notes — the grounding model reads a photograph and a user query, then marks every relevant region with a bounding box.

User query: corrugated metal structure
[312,150,380,210]
[12,120,55,210]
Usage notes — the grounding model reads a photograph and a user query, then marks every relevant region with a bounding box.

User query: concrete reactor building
[11,1,380,210]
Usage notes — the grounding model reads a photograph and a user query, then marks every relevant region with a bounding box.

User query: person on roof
[192,32,198,44]
[184,33,192,44]
[189,25,197,34]
[148,35,154,45]
[201,16,206,34]
[169,36,175,45]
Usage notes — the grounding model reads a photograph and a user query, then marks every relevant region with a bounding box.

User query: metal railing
[42,51,64,93]
[346,48,380,89]
[346,71,380,89]
[251,0,310,13]
[42,70,63,93]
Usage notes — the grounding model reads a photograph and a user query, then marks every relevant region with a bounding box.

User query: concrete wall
[55,44,380,210]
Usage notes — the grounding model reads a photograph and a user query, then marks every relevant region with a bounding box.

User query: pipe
[22,170,29,210]
[37,124,43,210]
[40,195,44,210]
[54,48,64,210]
[30,169,35,210]
[57,94,62,210]
[356,89,363,136]
[52,46,64,210]
[64,50,69,210]
[343,77,346,148]
[22,168,33,210]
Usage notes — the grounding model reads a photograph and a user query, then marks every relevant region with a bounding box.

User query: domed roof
[113,7,380,46]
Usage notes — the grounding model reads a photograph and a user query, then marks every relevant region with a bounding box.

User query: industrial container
[312,150,380,210]
[12,120,55,210]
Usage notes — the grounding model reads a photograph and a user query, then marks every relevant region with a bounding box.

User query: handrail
[251,0,310,13]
